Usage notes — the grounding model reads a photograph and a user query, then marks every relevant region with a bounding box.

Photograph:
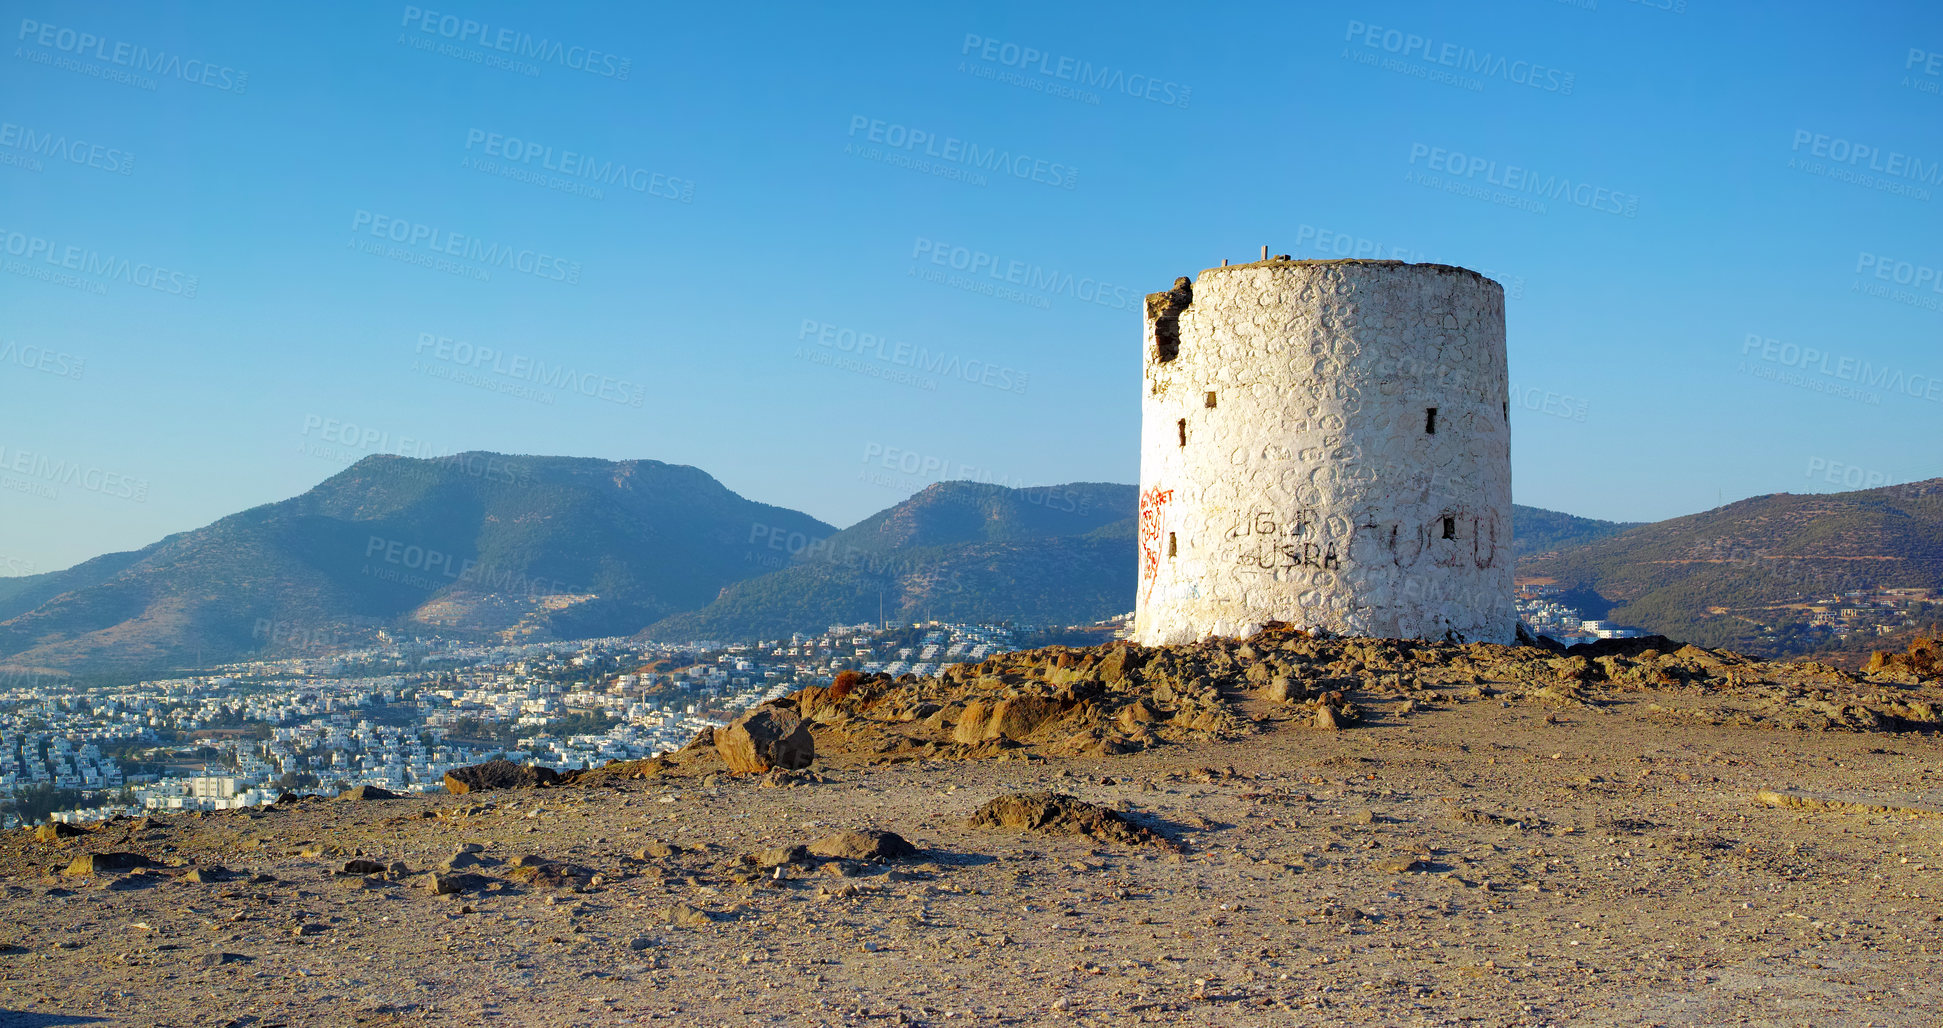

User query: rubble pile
[464,631,1943,789]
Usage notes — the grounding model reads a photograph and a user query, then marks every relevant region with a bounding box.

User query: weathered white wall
[1134,259,1514,646]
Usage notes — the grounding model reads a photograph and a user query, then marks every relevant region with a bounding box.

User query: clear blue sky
[4,0,1940,574]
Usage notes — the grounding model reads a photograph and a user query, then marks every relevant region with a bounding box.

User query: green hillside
[1510,506,1643,558]
[1517,480,1943,653]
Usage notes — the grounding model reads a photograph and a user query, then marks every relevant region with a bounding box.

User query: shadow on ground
[0,1012,110,1027]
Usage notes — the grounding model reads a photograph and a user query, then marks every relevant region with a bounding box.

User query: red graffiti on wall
[1138,485,1174,603]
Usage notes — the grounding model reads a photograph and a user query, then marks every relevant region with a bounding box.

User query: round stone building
[1134,257,1515,646]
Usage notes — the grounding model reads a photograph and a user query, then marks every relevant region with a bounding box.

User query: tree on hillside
[2,784,85,825]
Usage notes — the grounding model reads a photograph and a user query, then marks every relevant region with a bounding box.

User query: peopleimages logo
[0,443,149,501]
[0,227,199,296]
[846,116,1077,189]
[798,318,1030,395]
[857,443,1095,515]
[1509,383,1590,422]
[1740,333,1942,404]
[1855,252,1943,293]
[15,18,249,92]
[909,236,1136,310]
[299,414,457,463]
[349,209,581,284]
[363,535,572,598]
[0,339,86,380]
[958,34,1190,108]
[1344,20,1575,94]
[414,332,646,408]
[1791,130,1943,183]
[252,617,349,654]
[299,414,532,487]
[1853,252,1943,313]
[744,522,967,592]
[1287,222,1527,300]
[398,6,630,79]
[1406,144,1640,217]
[462,129,693,202]
[0,121,133,175]
[1788,129,1941,200]
[1805,457,1904,491]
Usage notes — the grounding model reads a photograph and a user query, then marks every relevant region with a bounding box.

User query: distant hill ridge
[645,490,1643,642]
[5,451,1933,675]
[1517,479,1943,652]
[644,481,1138,642]
[0,453,832,678]
[1509,506,1642,558]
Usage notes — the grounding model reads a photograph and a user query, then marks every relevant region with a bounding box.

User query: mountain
[645,491,1638,642]
[0,450,1674,675]
[1516,479,1943,653]
[0,454,833,678]
[0,546,156,623]
[1509,506,1643,558]
[818,481,1133,555]
[643,482,1137,641]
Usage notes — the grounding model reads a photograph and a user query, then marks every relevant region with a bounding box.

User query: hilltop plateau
[4,633,1941,1026]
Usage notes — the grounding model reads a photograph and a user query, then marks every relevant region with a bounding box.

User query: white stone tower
[1134,257,1514,646]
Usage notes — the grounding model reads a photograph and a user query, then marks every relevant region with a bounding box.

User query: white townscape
[0,620,1059,828]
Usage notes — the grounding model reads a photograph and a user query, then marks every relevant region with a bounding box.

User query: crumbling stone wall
[1135,258,1514,645]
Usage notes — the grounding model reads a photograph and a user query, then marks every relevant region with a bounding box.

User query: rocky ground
[3,634,1942,1027]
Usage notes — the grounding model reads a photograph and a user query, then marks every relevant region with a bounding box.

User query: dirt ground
[3,648,1941,1027]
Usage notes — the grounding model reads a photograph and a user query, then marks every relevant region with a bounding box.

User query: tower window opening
[1442,516,1456,539]
[1204,391,1217,409]
[1425,407,1439,434]
[1503,400,1509,420]
[1177,418,1187,447]
[1167,532,1177,557]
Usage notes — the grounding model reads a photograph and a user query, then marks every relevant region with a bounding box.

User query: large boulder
[677,726,716,755]
[743,844,810,869]
[952,700,996,744]
[968,792,1171,848]
[807,829,917,862]
[443,759,561,795]
[1865,636,1940,679]
[989,697,1066,740]
[953,696,1065,744]
[425,872,491,895]
[792,677,868,722]
[715,705,814,773]
[64,852,153,876]
[1094,644,1144,685]
[35,822,85,844]
[508,861,596,889]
